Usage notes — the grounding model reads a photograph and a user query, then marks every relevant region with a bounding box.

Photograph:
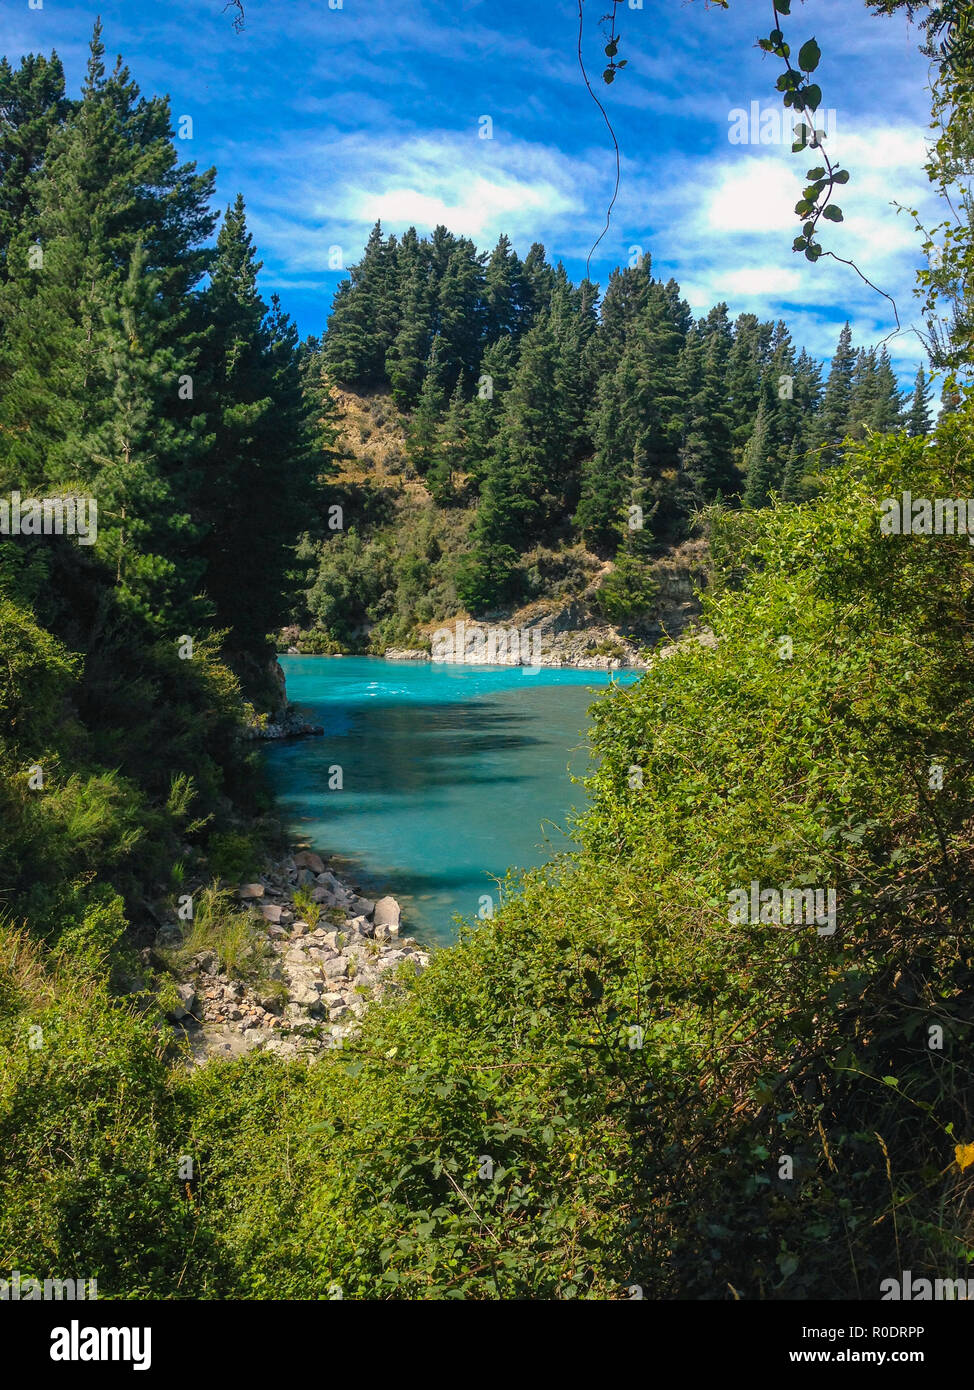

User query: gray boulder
[167,983,197,1021]
[373,896,401,933]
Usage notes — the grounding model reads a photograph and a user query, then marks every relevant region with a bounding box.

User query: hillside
[283,385,709,665]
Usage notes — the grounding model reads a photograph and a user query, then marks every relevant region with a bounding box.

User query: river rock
[294,850,326,874]
[291,979,323,1007]
[373,896,401,932]
[167,983,197,1021]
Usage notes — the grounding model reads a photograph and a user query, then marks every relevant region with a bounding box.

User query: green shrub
[207,830,261,883]
[292,886,321,928]
[593,552,658,622]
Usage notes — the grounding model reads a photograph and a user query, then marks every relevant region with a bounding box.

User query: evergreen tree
[406,337,445,476]
[725,313,775,463]
[462,336,515,492]
[87,240,207,626]
[742,393,780,507]
[815,321,857,465]
[907,364,934,436]
[0,51,70,281]
[871,347,903,433]
[592,258,654,374]
[324,221,399,386]
[517,241,555,332]
[484,233,522,343]
[679,308,736,503]
[435,239,485,393]
[575,350,637,554]
[428,379,466,503]
[780,438,804,502]
[577,279,686,551]
[0,22,217,623]
[193,195,317,654]
[385,240,431,410]
[847,347,879,439]
[472,313,570,566]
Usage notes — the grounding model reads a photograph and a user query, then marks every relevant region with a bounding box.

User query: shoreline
[162,849,431,1066]
[280,647,650,672]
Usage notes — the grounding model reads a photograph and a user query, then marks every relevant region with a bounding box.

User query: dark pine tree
[815,321,857,465]
[0,51,71,282]
[907,364,934,436]
[0,21,217,626]
[406,337,446,476]
[324,220,399,387]
[385,232,432,410]
[484,233,522,343]
[193,195,318,657]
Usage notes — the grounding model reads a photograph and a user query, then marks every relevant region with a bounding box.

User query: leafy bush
[593,552,658,622]
[207,830,261,883]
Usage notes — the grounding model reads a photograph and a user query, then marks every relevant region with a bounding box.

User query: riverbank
[159,849,430,1066]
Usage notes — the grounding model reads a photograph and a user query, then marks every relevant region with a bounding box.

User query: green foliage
[207,831,261,884]
[593,552,658,623]
[292,885,321,928]
[6,404,971,1299]
[172,886,264,981]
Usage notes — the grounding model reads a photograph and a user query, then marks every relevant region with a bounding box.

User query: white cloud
[238,128,590,269]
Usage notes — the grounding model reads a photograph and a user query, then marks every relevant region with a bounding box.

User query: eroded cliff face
[397,538,709,669]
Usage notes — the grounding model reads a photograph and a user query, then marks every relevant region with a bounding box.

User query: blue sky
[2,0,939,384]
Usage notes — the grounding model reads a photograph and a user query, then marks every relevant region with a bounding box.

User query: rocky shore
[160,850,430,1066]
[243,707,324,740]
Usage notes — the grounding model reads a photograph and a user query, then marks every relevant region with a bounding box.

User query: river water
[261,655,640,946]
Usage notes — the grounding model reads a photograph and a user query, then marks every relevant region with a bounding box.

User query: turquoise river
[262,655,640,946]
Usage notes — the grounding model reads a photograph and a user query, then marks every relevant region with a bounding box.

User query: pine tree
[780,438,804,502]
[575,351,636,554]
[517,242,554,332]
[0,22,217,592]
[462,336,515,492]
[0,51,70,281]
[815,321,857,465]
[679,309,735,504]
[324,221,399,386]
[549,262,597,508]
[484,233,522,342]
[847,348,879,439]
[385,244,431,410]
[192,196,317,653]
[742,393,780,507]
[726,313,775,457]
[577,279,686,550]
[907,365,934,436]
[474,313,568,556]
[87,240,207,627]
[592,258,653,374]
[435,239,485,393]
[406,338,445,476]
[428,379,467,503]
